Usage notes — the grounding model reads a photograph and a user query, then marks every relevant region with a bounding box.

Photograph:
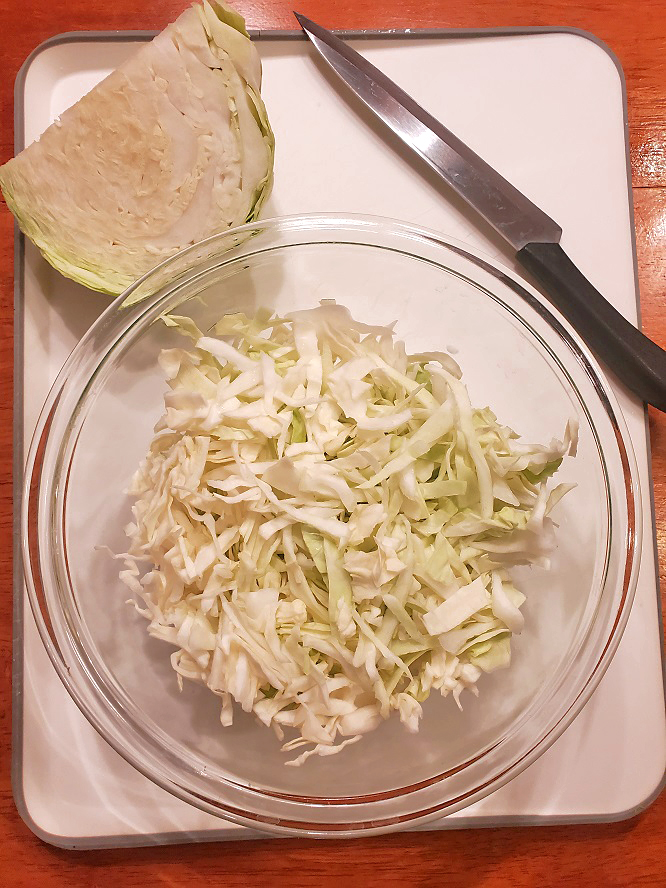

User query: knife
[294,12,666,413]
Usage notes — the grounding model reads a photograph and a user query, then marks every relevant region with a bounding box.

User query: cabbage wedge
[0,1,274,295]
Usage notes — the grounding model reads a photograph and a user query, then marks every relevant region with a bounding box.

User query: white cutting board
[13,28,666,847]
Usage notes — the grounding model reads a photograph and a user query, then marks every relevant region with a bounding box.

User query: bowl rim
[20,212,642,837]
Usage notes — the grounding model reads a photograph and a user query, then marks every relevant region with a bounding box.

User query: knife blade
[295,12,666,412]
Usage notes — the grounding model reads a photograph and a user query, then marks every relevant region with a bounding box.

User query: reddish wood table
[1,1,664,885]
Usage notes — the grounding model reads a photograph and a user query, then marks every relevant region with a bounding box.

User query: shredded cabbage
[118,301,577,763]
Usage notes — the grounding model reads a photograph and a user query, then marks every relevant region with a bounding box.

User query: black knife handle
[517,241,666,412]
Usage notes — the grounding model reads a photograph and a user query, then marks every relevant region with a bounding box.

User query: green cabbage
[0,1,274,295]
[118,301,577,764]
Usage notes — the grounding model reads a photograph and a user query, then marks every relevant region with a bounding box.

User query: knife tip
[293,11,314,31]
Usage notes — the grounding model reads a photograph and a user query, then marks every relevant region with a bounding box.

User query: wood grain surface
[1,0,665,885]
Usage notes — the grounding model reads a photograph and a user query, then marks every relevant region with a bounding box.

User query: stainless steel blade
[295,13,562,251]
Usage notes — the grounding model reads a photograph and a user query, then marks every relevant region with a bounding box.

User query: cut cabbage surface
[119,302,577,765]
[0,1,274,295]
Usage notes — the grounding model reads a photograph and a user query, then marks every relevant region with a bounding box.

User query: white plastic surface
[15,30,666,846]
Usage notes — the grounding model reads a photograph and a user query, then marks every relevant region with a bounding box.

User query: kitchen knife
[295,12,666,412]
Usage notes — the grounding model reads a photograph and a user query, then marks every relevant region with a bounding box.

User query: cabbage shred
[119,302,577,765]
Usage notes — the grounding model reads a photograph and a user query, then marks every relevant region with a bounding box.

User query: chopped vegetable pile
[118,301,577,765]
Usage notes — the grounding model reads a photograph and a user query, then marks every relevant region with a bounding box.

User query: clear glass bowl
[22,214,641,837]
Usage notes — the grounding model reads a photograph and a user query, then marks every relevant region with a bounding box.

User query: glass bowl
[22,214,641,837]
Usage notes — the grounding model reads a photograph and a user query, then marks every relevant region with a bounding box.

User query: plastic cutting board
[12,27,666,847]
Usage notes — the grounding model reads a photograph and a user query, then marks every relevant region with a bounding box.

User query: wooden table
[1,0,664,885]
